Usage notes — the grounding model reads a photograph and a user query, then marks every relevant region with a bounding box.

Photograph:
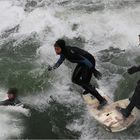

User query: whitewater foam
[0,89,30,139]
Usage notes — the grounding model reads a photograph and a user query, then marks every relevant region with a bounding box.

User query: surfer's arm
[0,100,11,106]
[53,54,65,69]
[48,54,65,71]
[0,101,5,105]
[137,65,140,71]
[128,65,140,74]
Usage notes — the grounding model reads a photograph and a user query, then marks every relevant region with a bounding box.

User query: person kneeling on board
[0,88,21,106]
[48,39,107,109]
[118,65,140,118]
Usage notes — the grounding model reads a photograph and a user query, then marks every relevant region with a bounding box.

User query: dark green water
[0,35,84,139]
[1,36,140,139]
[0,0,140,139]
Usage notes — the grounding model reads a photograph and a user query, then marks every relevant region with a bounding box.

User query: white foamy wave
[0,0,140,139]
[66,110,101,140]
[0,1,25,33]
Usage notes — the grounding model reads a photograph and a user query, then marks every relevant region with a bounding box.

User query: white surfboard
[82,90,140,132]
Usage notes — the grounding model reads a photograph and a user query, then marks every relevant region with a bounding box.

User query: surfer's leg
[118,103,135,118]
[133,80,140,108]
[118,103,134,118]
[118,80,140,118]
[126,80,140,112]
[72,65,83,84]
[84,84,107,109]
[72,65,107,108]
[80,67,107,108]
[72,65,89,95]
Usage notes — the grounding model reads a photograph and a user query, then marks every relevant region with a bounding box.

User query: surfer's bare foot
[116,106,130,118]
[97,99,107,110]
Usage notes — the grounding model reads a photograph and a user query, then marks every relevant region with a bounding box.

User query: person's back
[59,45,95,66]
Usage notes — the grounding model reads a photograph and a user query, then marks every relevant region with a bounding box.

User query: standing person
[117,65,140,118]
[0,88,21,106]
[48,39,107,109]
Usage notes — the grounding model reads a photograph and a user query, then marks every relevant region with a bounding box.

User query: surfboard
[82,89,140,132]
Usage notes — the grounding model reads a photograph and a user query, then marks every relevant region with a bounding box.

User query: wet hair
[7,88,18,96]
[54,39,65,48]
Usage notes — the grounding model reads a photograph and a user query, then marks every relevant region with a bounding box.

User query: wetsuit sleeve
[0,98,22,106]
[15,99,22,105]
[128,65,140,74]
[0,100,11,106]
[0,101,5,105]
[53,54,65,69]
[137,65,140,71]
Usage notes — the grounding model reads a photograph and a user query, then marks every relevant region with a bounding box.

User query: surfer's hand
[127,66,138,74]
[48,65,53,71]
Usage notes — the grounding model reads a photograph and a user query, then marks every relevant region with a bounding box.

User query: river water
[0,0,140,139]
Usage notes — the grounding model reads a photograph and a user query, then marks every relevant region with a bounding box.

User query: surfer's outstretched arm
[48,54,65,71]
[0,100,10,106]
[54,54,65,68]
[127,65,140,74]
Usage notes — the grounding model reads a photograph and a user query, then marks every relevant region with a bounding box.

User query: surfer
[0,88,21,106]
[118,65,140,118]
[48,39,107,109]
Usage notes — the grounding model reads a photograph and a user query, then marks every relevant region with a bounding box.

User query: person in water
[48,39,107,109]
[118,65,140,118]
[0,88,21,106]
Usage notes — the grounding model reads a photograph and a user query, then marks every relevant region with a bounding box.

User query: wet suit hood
[54,39,68,54]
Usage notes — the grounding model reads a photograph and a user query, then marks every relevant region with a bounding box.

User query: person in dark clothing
[0,88,21,106]
[117,65,140,118]
[48,39,107,109]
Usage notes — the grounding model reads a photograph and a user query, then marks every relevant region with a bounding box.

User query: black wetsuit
[0,98,21,106]
[53,46,105,103]
[124,65,140,116]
